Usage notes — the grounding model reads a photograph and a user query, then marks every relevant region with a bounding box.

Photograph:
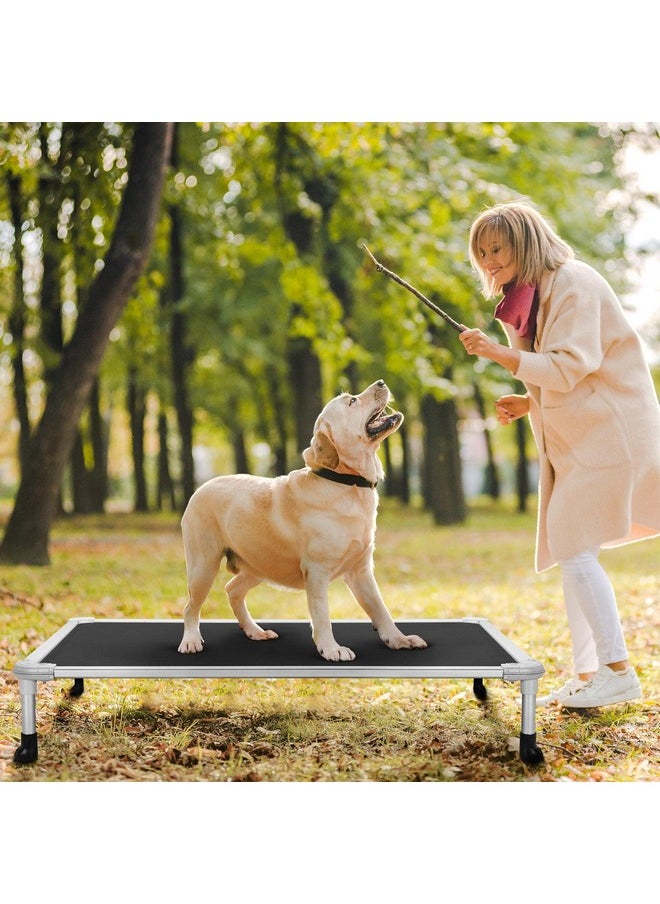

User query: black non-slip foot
[69,678,85,697]
[519,732,544,765]
[473,678,488,701]
[14,732,38,765]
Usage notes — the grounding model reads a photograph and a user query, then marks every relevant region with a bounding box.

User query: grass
[0,499,658,782]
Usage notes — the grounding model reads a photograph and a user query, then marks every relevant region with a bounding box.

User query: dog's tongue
[366,407,400,437]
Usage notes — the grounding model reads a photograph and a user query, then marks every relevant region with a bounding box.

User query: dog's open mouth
[366,404,403,439]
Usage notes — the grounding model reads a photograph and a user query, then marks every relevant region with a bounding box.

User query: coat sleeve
[514,268,606,393]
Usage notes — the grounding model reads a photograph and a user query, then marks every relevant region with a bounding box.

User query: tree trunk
[399,422,411,505]
[266,366,288,475]
[421,393,466,525]
[128,369,148,512]
[272,123,324,456]
[37,124,65,386]
[382,436,393,495]
[288,338,323,454]
[70,430,93,514]
[6,172,31,474]
[69,383,107,514]
[165,124,196,509]
[88,380,108,512]
[157,409,177,511]
[515,417,530,514]
[232,428,250,474]
[513,379,530,513]
[66,130,108,515]
[0,123,173,564]
[473,380,501,499]
[382,426,411,503]
[318,194,359,392]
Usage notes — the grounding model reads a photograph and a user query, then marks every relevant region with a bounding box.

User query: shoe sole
[562,687,642,709]
[537,686,588,707]
[537,697,561,707]
[531,695,582,707]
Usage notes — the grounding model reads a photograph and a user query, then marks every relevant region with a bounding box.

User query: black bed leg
[473,678,488,701]
[519,732,544,765]
[70,678,85,697]
[14,732,38,764]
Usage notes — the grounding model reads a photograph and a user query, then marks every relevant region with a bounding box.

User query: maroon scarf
[494,283,539,341]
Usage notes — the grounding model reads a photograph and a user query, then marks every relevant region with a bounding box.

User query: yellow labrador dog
[178,380,427,661]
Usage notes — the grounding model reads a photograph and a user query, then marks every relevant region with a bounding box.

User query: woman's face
[476,229,517,289]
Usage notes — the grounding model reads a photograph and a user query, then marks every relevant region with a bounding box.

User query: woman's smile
[479,236,517,288]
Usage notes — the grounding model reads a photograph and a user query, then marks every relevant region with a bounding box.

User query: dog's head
[302,380,403,484]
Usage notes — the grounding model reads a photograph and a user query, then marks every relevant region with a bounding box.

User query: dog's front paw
[178,633,204,653]
[403,633,428,649]
[382,632,428,650]
[319,644,356,662]
[242,624,279,641]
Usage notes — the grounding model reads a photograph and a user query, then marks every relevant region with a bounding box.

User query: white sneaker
[537,676,589,707]
[560,665,642,709]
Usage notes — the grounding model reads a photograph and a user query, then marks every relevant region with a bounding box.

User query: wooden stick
[361,243,464,333]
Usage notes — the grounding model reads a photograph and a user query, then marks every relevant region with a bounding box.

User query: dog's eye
[348,397,358,406]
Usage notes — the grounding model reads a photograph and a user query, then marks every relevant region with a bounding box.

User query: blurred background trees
[0,121,657,562]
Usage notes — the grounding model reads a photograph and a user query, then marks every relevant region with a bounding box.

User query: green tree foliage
[1,122,654,540]
[0,123,133,492]
[0,123,172,563]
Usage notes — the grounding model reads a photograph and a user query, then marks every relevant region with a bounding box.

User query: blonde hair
[469,200,574,299]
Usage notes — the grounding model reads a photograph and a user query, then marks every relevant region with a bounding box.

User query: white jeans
[558,548,629,674]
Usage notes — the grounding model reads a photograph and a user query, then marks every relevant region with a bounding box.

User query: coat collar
[534,268,558,350]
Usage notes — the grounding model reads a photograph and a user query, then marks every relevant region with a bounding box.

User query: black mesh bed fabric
[13,619,546,767]
[40,620,513,669]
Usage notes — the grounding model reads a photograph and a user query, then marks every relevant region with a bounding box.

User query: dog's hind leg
[178,555,220,653]
[225,572,278,641]
[178,513,222,653]
[179,552,222,653]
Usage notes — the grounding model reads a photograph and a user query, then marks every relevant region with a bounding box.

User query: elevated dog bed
[13,617,545,765]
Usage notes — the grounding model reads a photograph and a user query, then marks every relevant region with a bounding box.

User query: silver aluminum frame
[14,616,544,681]
[13,617,544,761]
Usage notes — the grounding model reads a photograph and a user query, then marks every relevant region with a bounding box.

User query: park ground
[0,500,658,782]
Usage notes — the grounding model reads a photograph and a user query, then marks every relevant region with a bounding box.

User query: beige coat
[502,259,660,572]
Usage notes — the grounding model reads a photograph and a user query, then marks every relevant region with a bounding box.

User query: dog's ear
[302,423,340,470]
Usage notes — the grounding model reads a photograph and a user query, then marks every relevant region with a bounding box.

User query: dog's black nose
[376,379,385,387]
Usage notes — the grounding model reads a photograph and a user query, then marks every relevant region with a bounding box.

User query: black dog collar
[312,468,377,489]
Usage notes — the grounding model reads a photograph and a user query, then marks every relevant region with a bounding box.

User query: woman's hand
[459,327,494,358]
[459,326,521,375]
[495,394,530,425]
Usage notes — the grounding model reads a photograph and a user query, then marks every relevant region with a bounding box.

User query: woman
[459,200,660,707]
